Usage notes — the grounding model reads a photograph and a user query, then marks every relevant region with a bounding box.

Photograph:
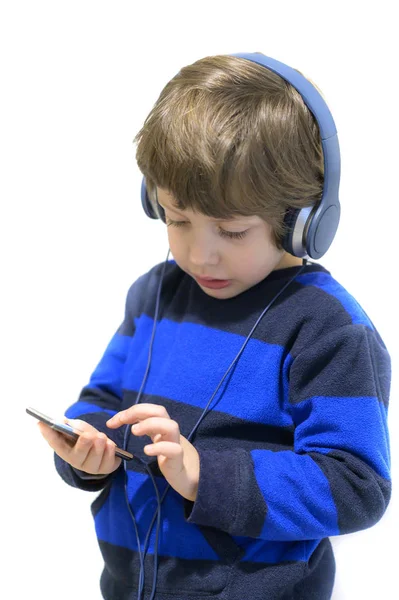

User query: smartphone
[26,406,133,461]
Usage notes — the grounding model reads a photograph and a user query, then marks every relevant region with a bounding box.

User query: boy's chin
[198,281,247,299]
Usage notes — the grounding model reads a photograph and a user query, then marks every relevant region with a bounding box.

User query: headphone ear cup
[282,206,315,258]
[141,177,166,222]
[282,208,300,256]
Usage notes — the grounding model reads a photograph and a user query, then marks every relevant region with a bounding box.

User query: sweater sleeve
[184,323,392,541]
[54,279,140,491]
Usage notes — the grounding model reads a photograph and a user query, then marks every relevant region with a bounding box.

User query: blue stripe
[251,449,340,540]
[95,470,316,564]
[65,401,117,419]
[94,470,220,560]
[123,315,292,427]
[296,272,374,329]
[88,334,132,398]
[292,396,391,478]
[251,394,390,541]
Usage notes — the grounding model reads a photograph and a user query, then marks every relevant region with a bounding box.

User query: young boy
[38,53,391,600]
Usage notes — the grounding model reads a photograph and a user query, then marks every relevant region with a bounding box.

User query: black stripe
[310,450,392,534]
[137,262,353,351]
[97,538,334,600]
[120,394,295,475]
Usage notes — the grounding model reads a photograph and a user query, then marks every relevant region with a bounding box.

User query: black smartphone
[26,406,133,461]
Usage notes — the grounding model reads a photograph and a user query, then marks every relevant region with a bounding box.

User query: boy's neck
[274,252,304,271]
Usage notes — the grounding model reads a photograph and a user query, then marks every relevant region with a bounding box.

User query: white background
[1,1,398,598]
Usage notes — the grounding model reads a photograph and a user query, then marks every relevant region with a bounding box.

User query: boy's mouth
[193,275,231,289]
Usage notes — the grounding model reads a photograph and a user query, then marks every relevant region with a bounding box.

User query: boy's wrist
[72,467,109,480]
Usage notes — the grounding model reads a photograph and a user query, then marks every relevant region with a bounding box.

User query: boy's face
[156,188,302,300]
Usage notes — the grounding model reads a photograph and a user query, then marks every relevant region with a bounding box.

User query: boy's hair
[134,54,325,249]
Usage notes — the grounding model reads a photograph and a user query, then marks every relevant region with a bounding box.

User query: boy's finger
[38,422,116,475]
[106,404,169,428]
[79,434,107,473]
[144,441,183,459]
[65,418,98,434]
[38,422,77,458]
[98,441,120,474]
[131,417,180,443]
[70,431,97,466]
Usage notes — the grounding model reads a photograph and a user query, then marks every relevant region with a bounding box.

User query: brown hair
[133,53,325,249]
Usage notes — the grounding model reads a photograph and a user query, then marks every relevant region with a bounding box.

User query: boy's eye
[219,229,248,240]
[165,218,248,240]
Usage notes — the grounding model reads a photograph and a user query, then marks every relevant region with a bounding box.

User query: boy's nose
[188,236,219,267]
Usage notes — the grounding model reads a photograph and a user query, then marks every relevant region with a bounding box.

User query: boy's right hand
[38,418,122,476]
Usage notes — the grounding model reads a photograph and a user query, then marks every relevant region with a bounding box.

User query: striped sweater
[55,259,391,600]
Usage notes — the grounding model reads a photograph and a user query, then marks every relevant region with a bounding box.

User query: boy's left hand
[106,404,199,502]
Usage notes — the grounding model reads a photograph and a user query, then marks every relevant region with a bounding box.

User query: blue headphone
[140,52,341,260]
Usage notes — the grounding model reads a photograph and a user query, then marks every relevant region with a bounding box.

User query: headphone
[140,52,341,260]
[125,52,342,600]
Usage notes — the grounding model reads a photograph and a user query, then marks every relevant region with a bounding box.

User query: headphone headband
[141,52,341,259]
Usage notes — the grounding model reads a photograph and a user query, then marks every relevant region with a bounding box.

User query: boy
[38,53,391,599]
